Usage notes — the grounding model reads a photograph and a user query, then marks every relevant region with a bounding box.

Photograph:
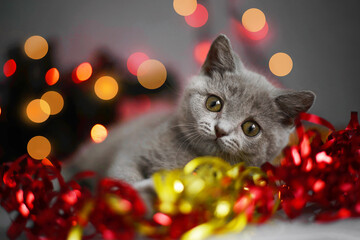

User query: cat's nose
[215,125,228,138]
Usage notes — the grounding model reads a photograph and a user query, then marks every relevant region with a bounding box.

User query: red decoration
[263,112,360,221]
[1,112,359,239]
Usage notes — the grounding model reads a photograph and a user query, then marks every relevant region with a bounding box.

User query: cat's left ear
[275,90,316,124]
[201,34,242,77]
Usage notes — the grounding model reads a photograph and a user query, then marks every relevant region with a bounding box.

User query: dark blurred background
[0,0,359,163]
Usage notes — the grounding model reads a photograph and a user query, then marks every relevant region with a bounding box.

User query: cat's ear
[201,34,241,76]
[275,90,316,124]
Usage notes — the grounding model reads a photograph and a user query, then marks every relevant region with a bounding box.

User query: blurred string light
[91,124,108,143]
[269,52,293,77]
[45,68,59,86]
[194,41,211,65]
[137,59,167,90]
[94,76,119,100]
[26,99,50,123]
[27,136,51,160]
[3,59,16,77]
[0,107,2,117]
[173,0,197,16]
[242,8,266,32]
[184,3,208,28]
[127,52,149,76]
[76,62,93,82]
[41,91,64,115]
[24,35,48,60]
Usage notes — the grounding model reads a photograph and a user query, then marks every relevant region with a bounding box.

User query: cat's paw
[134,178,156,218]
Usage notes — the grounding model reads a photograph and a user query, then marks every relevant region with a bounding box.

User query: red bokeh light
[3,59,16,77]
[194,41,211,65]
[127,52,149,76]
[45,68,60,86]
[185,4,208,28]
[233,19,268,41]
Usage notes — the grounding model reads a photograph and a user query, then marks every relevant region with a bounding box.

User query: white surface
[210,215,360,240]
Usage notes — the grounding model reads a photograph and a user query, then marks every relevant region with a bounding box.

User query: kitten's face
[178,35,315,166]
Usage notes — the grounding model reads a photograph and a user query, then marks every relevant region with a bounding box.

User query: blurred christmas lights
[127,52,149,76]
[137,59,167,90]
[94,76,119,100]
[76,62,93,82]
[269,52,293,77]
[24,35,48,60]
[27,136,51,160]
[41,91,64,115]
[194,41,211,65]
[26,99,50,123]
[173,0,197,16]
[45,68,60,86]
[91,124,108,143]
[184,4,208,28]
[3,59,16,77]
[242,8,266,32]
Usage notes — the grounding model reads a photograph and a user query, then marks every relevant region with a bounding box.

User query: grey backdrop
[1,0,359,127]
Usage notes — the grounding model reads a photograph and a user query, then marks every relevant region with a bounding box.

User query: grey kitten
[67,34,315,191]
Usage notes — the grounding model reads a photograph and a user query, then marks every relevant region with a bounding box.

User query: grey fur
[67,34,315,187]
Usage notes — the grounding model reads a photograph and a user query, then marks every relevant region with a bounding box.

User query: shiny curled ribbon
[152,156,279,240]
[263,112,360,221]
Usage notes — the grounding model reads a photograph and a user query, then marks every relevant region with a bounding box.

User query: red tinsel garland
[0,112,359,239]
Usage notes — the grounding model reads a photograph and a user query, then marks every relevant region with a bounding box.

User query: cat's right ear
[201,34,241,77]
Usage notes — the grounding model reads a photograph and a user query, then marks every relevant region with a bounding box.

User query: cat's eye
[242,121,260,137]
[205,95,223,112]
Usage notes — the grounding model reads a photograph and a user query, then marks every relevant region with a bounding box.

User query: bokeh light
[0,107,2,117]
[173,0,197,16]
[24,35,48,60]
[91,124,108,143]
[137,59,167,90]
[194,41,211,65]
[233,19,269,41]
[94,76,119,100]
[41,91,64,115]
[27,136,51,160]
[3,59,16,77]
[45,68,59,86]
[269,52,293,77]
[242,8,266,32]
[184,4,208,28]
[127,52,149,76]
[26,99,50,123]
[76,62,92,82]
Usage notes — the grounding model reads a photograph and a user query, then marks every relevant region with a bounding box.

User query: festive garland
[0,112,359,239]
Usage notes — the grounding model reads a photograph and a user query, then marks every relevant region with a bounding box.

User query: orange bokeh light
[194,41,211,65]
[26,99,50,123]
[269,52,293,77]
[94,76,119,100]
[173,0,197,16]
[24,35,48,60]
[127,52,149,76]
[3,59,16,77]
[45,68,60,86]
[76,62,92,82]
[41,91,64,115]
[184,4,208,28]
[242,8,266,32]
[137,59,167,90]
[91,124,108,143]
[27,136,51,160]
